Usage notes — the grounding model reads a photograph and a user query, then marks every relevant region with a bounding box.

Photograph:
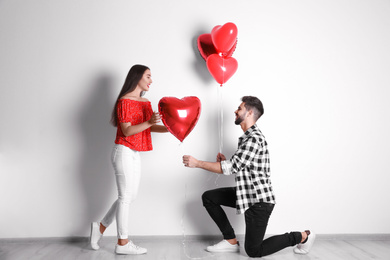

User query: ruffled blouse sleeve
[117,100,132,124]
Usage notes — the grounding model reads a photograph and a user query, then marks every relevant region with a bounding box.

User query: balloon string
[180,143,211,260]
[181,184,212,259]
[218,85,223,154]
[222,56,225,86]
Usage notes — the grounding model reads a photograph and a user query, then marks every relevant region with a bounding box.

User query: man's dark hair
[241,96,264,121]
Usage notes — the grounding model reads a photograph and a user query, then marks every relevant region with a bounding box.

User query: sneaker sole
[115,250,147,255]
[206,248,239,253]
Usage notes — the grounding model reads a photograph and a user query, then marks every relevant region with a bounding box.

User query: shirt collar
[239,124,258,142]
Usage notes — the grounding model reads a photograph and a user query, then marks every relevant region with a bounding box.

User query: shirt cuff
[221,160,233,175]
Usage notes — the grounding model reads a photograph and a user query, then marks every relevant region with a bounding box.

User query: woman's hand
[148,111,161,126]
[120,112,161,137]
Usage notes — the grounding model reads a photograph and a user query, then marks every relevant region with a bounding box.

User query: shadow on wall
[191,31,214,86]
[76,73,116,235]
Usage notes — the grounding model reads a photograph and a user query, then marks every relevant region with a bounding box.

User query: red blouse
[115,99,153,151]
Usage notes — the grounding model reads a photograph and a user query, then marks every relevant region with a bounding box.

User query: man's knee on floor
[245,245,263,258]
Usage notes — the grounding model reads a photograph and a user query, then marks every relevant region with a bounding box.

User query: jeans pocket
[249,202,274,215]
[111,146,119,164]
[264,203,274,214]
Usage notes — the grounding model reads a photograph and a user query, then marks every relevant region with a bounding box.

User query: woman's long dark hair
[110,64,150,127]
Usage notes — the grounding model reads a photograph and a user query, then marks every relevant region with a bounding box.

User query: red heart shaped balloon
[211,22,238,55]
[158,96,201,142]
[206,54,238,85]
[197,33,237,61]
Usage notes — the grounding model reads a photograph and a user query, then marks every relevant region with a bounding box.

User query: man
[182,96,315,257]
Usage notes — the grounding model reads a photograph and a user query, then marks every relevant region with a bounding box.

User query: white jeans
[101,144,141,239]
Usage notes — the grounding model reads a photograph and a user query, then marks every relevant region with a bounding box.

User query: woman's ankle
[226,238,238,245]
[99,223,106,234]
[118,239,129,246]
[301,230,310,243]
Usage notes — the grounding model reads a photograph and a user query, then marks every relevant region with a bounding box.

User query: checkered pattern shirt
[221,124,276,214]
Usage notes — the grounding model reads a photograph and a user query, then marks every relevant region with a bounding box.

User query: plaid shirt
[221,124,276,214]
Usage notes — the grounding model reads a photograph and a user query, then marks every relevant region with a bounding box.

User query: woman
[90,64,167,255]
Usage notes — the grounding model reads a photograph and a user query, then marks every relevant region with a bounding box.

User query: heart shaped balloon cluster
[197,22,238,85]
[158,96,201,142]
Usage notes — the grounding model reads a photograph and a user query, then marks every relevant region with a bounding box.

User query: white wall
[1,0,390,239]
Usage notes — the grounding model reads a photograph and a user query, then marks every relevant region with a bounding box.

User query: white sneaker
[90,222,102,250]
[115,241,147,255]
[294,231,316,254]
[206,240,239,253]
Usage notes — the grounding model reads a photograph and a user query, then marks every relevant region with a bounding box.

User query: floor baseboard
[1,234,390,243]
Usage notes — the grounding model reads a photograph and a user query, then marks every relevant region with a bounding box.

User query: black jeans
[202,187,302,258]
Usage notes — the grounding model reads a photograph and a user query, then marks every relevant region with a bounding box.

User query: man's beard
[235,113,245,125]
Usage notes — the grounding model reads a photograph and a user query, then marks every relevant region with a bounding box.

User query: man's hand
[216,153,226,162]
[182,155,223,174]
[183,155,198,168]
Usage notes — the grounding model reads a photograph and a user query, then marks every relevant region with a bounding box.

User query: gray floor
[1,235,390,260]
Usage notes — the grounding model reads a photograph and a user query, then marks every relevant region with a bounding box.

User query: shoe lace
[215,240,227,247]
[129,241,141,250]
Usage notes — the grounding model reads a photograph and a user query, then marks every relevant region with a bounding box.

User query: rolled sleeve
[221,160,233,175]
